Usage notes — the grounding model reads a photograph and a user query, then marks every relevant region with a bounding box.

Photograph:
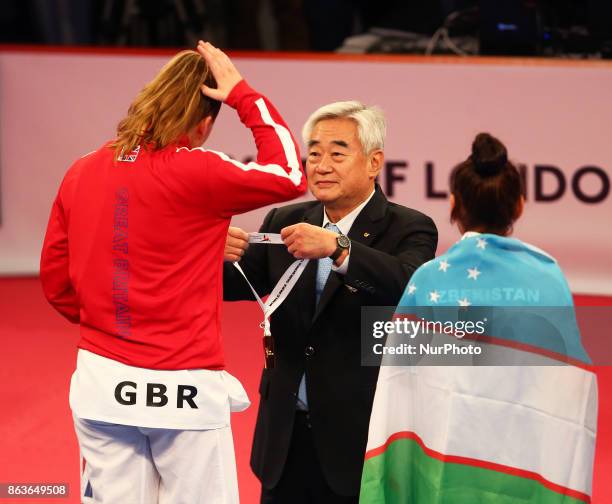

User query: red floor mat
[1,278,610,503]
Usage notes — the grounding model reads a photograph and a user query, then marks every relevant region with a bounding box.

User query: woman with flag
[361,133,597,503]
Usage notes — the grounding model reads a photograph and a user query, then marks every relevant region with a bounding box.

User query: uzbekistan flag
[360,233,597,503]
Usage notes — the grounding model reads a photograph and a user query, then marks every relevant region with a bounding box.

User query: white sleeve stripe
[176,147,303,186]
[254,98,301,172]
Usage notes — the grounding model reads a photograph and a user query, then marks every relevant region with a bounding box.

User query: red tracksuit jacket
[40,80,306,370]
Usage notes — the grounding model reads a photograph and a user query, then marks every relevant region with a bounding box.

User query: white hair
[301,101,386,154]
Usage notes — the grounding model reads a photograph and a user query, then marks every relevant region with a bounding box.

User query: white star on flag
[476,238,488,250]
[458,298,471,307]
[467,267,481,280]
[429,290,440,303]
[407,284,417,295]
[438,260,450,272]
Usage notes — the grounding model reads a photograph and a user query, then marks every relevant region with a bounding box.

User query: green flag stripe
[361,434,589,504]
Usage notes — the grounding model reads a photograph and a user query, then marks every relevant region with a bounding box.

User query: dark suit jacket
[223,186,437,496]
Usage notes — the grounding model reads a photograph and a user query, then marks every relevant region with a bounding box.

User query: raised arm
[175,42,307,216]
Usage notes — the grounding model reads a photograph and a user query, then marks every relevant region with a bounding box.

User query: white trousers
[74,415,239,504]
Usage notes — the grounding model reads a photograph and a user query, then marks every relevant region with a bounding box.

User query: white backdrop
[1,49,611,294]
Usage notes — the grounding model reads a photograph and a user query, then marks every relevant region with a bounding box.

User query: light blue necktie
[315,223,339,304]
[297,223,340,410]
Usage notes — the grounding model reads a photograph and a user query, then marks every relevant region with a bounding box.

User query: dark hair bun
[471,132,507,177]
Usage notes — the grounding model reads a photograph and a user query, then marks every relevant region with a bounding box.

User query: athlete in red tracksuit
[40,42,306,504]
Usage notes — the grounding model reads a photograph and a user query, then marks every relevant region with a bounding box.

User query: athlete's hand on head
[224,227,249,262]
[197,40,243,102]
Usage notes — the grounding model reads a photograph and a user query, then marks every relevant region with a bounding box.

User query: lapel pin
[363,232,370,237]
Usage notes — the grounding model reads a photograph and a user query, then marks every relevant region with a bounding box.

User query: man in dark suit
[223,101,437,503]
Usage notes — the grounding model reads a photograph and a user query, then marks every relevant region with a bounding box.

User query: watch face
[337,234,350,248]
